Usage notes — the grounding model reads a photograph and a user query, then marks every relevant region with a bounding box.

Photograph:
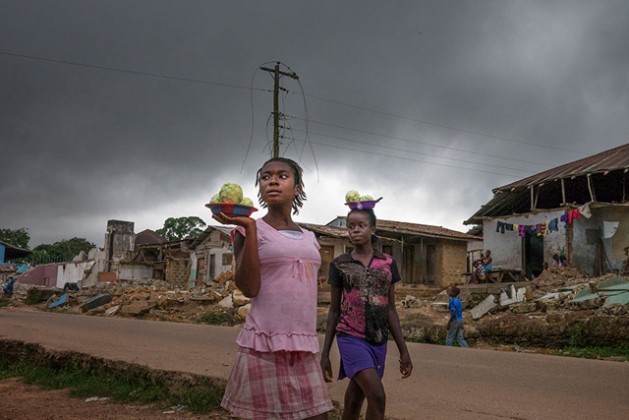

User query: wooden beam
[587,174,596,202]
[530,185,535,211]
[561,178,566,205]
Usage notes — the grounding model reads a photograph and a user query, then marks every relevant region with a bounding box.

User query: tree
[0,227,31,249]
[156,216,207,241]
[29,237,96,264]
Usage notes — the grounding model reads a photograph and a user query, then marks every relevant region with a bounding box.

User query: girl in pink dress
[213,157,333,420]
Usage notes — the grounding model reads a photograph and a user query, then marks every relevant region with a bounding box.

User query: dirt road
[1,307,627,419]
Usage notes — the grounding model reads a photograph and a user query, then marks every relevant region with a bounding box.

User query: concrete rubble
[1,264,627,349]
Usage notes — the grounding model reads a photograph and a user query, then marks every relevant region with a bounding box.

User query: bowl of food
[206,182,257,217]
[345,198,382,210]
[206,203,257,217]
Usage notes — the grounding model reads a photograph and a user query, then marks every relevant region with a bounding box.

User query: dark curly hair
[255,157,306,215]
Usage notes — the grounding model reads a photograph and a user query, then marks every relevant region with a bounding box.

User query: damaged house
[464,143,629,279]
[302,217,480,288]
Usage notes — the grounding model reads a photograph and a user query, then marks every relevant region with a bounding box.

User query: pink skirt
[221,347,333,419]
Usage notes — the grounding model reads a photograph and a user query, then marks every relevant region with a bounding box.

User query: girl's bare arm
[320,285,342,382]
[387,283,413,378]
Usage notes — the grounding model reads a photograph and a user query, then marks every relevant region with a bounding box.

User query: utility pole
[259,62,299,158]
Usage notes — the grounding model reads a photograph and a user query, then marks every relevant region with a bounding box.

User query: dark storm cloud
[1,1,627,247]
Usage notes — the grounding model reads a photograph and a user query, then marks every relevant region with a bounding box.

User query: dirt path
[0,377,226,420]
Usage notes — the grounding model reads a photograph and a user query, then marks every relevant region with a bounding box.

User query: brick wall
[166,259,189,288]
[437,241,468,288]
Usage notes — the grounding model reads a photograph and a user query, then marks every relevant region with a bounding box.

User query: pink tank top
[233,218,321,353]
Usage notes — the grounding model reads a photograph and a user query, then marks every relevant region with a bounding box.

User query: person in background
[213,157,333,419]
[470,250,493,284]
[446,286,469,348]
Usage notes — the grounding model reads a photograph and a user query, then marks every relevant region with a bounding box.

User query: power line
[297,137,524,179]
[304,93,591,156]
[1,49,590,159]
[291,128,537,175]
[288,116,551,169]
[0,50,270,93]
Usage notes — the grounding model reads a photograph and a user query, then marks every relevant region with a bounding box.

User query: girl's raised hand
[212,212,255,228]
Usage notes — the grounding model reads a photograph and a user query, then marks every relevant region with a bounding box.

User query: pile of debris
[7,270,254,326]
[4,264,628,349]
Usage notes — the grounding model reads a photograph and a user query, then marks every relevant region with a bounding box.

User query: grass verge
[549,345,629,361]
[0,340,225,414]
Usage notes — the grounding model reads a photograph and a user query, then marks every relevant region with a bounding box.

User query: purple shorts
[337,335,387,380]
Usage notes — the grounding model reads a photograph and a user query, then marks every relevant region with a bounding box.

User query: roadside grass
[0,350,223,414]
[200,310,236,326]
[550,345,629,361]
[0,298,10,308]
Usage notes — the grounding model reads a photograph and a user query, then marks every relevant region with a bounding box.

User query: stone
[104,305,120,316]
[232,290,250,306]
[237,303,251,320]
[119,300,156,316]
[471,295,497,320]
[499,285,527,307]
[218,294,233,309]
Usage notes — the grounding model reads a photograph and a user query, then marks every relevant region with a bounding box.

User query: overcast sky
[1,0,628,248]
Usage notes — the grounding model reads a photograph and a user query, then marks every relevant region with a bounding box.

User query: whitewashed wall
[483,209,566,270]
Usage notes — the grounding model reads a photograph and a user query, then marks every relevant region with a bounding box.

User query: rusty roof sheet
[298,222,348,238]
[464,143,629,224]
[494,143,629,193]
[301,220,480,242]
[376,219,482,241]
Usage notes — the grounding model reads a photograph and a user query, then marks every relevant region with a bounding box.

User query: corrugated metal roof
[494,143,629,193]
[376,219,482,241]
[298,223,348,238]
[303,219,480,242]
[465,143,629,224]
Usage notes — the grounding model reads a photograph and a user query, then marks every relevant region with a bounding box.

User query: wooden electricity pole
[259,62,299,158]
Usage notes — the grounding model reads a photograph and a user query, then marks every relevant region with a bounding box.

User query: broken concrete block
[232,290,250,306]
[499,285,527,307]
[471,295,497,320]
[119,300,156,316]
[104,305,120,316]
[237,303,251,320]
[402,295,418,308]
[80,294,112,312]
[218,294,233,309]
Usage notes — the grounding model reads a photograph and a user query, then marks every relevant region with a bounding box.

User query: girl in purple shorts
[214,157,333,419]
[320,208,413,419]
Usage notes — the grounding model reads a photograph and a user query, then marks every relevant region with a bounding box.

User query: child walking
[446,286,469,347]
[320,208,412,420]
[213,157,333,419]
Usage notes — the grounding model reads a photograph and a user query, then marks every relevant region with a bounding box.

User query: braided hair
[255,157,307,215]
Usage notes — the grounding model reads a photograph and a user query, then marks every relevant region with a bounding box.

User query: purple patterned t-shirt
[329,251,401,345]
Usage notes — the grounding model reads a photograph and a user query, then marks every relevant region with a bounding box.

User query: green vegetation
[0,349,223,414]
[30,237,96,265]
[0,299,10,309]
[156,216,207,241]
[200,311,236,326]
[552,346,629,361]
[0,227,30,249]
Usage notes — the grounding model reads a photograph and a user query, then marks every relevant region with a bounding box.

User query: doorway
[523,233,544,280]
